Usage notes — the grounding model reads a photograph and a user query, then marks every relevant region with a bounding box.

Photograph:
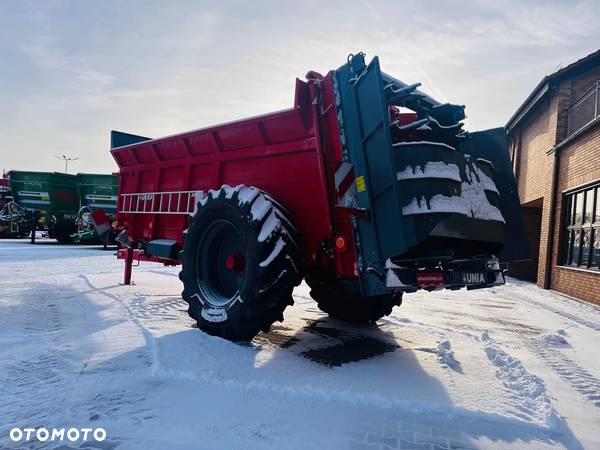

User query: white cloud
[0,0,598,173]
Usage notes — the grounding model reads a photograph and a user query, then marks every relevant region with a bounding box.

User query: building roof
[506,48,600,132]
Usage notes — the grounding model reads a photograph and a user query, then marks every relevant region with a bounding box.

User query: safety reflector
[416,272,444,286]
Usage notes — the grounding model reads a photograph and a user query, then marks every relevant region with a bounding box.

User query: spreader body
[111,53,528,298]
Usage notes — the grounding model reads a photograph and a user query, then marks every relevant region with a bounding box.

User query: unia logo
[9,427,107,443]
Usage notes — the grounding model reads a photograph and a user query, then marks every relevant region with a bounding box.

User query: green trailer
[0,172,21,238]
[71,173,118,243]
[1,171,80,243]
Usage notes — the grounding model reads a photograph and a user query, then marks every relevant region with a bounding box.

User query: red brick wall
[516,98,555,204]
[513,96,558,287]
[551,124,600,305]
[551,268,600,305]
[509,60,600,303]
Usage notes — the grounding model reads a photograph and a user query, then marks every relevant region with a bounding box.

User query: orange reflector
[335,236,346,250]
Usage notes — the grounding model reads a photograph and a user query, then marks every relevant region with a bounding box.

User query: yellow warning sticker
[356,176,366,193]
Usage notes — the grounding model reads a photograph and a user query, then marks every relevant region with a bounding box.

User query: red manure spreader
[0,172,10,211]
[0,172,13,237]
[111,53,528,341]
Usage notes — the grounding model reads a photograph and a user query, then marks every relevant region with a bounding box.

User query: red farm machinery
[0,172,10,207]
[0,171,17,238]
[111,53,528,341]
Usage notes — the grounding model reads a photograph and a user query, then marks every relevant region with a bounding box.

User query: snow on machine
[111,53,529,341]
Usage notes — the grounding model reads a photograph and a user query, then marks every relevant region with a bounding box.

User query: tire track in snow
[78,275,160,377]
[527,338,600,408]
[381,314,482,341]
[0,296,69,440]
[382,314,563,428]
[129,293,187,320]
[525,298,600,332]
[494,286,600,408]
[480,332,561,429]
[154,359,559,437]
[499,283,600,333]
[0,281,145,449]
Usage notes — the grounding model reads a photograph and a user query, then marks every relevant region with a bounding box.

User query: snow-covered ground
[1,239,599,450]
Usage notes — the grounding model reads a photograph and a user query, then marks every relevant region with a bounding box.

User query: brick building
[506,49,600,304]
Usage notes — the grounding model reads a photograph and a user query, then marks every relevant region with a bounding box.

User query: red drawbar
[416,272,444,286]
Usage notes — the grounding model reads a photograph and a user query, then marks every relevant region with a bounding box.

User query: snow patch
[201,307,228,323]
[476,157,494,169]
[393,140,456,151]
[460,177,504,222]
[250,196,272,222]
[198,192,209,207]
[385,258,407,287]
[273,206,297,233]
[403,195,469,216]
[279,226,297,248]
[402,162,504,223]
[258,211,281,242]
[542,332,570,348]
[436,341,460,370]
[385,259,401,269]
[259,238,286,268]
[238,187,259,205]
[427,115,461,131]
[397,161,461,182]
[481,332,561,428]
[472,165,499,195]
[222,184,240,199]
[386,270,406,288]
[3,240,599,449]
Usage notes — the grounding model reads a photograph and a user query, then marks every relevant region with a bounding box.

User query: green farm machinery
[0,171,21,238]
[0,171,118,244]
[70,173,118,245]
[0,171,79,243]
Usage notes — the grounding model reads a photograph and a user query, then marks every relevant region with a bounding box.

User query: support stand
[124,247,134,285]
[30,213,37,244]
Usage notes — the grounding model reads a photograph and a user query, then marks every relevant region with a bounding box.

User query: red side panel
[317,73,359,278]
[111,80,333,264]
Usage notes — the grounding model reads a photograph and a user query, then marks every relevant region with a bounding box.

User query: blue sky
[1,0,599,174]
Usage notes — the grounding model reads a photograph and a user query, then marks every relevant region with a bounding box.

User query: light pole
[55,155,79,173]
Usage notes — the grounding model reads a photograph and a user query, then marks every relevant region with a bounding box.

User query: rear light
[416,272,444,286]
[335,236,346,251]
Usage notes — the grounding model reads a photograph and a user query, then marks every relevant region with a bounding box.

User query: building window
[566,80,600,138]
[562,183,600,269]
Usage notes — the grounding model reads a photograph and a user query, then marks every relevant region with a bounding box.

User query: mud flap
[459,128,530,262]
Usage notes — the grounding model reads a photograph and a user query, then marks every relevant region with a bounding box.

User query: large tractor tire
[306,274,402,323]
[179,185,301,342]
[54,224,76,244]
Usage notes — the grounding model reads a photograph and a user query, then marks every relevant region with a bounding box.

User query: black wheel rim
[196,219,246,307]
